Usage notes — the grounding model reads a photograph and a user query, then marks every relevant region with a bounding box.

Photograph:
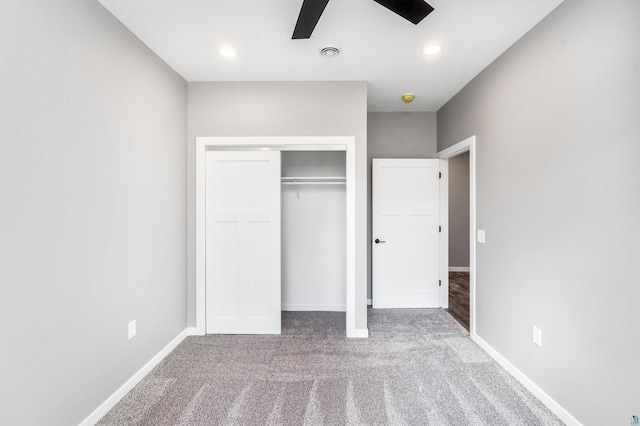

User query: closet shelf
[282,176,346,181]
[282,182,346,185]
[281,176,346,185]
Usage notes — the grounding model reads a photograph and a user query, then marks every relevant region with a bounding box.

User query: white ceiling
[98,0,564,112]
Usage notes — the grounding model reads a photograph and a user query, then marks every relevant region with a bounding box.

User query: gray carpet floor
[98,309,563,425]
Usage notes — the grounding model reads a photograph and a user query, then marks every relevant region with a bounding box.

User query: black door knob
[375,238,386,244]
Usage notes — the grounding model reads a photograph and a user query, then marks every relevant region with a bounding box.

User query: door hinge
[439,226,441,233]
[439,172,442,179]
[439,280,442,287]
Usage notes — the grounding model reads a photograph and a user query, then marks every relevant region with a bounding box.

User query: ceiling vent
[320,46,340,57]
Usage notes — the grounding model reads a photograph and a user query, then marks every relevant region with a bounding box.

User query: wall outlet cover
[477,229,486,244]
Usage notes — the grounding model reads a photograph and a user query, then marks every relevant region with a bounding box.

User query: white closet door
[372,159,440,308]
[205,151,281,334]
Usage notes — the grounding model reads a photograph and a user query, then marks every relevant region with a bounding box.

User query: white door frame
[437,135,477,336]
[195,136,358,337]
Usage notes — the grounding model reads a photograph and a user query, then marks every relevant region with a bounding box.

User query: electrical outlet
[477,229,486,244]
[128,320,136,340]
[532,325,542,347]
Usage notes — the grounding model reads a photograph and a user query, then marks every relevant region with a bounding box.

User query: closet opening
[281,151,347,313]
[195,137,361,337]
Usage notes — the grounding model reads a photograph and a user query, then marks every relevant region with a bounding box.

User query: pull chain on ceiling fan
[292,0,435,40]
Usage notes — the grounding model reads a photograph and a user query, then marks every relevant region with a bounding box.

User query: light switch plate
[532,325,542,347]
[128,320,137,340]
[477,229,486,244]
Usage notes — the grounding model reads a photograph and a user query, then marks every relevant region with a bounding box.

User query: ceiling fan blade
[292,0,331,39]
[372,0,434,25]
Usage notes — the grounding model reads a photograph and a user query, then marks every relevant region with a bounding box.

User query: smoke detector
[402,93,416,103]
[320,46,340,57]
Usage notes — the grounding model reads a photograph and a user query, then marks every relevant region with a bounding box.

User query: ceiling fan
[292,0,435,39]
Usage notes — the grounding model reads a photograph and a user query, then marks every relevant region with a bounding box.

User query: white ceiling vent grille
[320,46,340,57]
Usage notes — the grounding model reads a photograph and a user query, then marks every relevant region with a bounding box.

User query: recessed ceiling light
[423,45,442,55]
[219,48,238,58]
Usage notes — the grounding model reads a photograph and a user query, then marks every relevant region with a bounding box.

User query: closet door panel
[205,151,281,334]
[246,221,272,319]
[213,221,240,318]
[213,161,271,210]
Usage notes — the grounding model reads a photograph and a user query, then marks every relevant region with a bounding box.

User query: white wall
[0,1,187,424]
[438,0,640,423]
[187,82,368,331]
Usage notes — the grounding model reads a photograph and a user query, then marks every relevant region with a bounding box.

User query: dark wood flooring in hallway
[447,271,470,331]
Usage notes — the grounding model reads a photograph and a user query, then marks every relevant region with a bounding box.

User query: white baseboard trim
[347,328,369,338]
[281,304,346,312]
[367,298,372,306]
[79,329,189,426]
[472,333,582,426]
[449,266,470,272]
[186,327,202,336]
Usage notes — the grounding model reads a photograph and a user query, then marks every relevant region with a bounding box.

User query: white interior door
[372,159,440,308]
[205,151,281,334]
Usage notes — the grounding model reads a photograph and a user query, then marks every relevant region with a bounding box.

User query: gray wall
[437,0,640,423]
[367,112,437,298]
[448,152,470,267]
[187,82,368,330]
[0,1,187,425]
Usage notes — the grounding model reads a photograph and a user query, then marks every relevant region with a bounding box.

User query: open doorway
[438,135,476,336]
[446,151,470,330]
